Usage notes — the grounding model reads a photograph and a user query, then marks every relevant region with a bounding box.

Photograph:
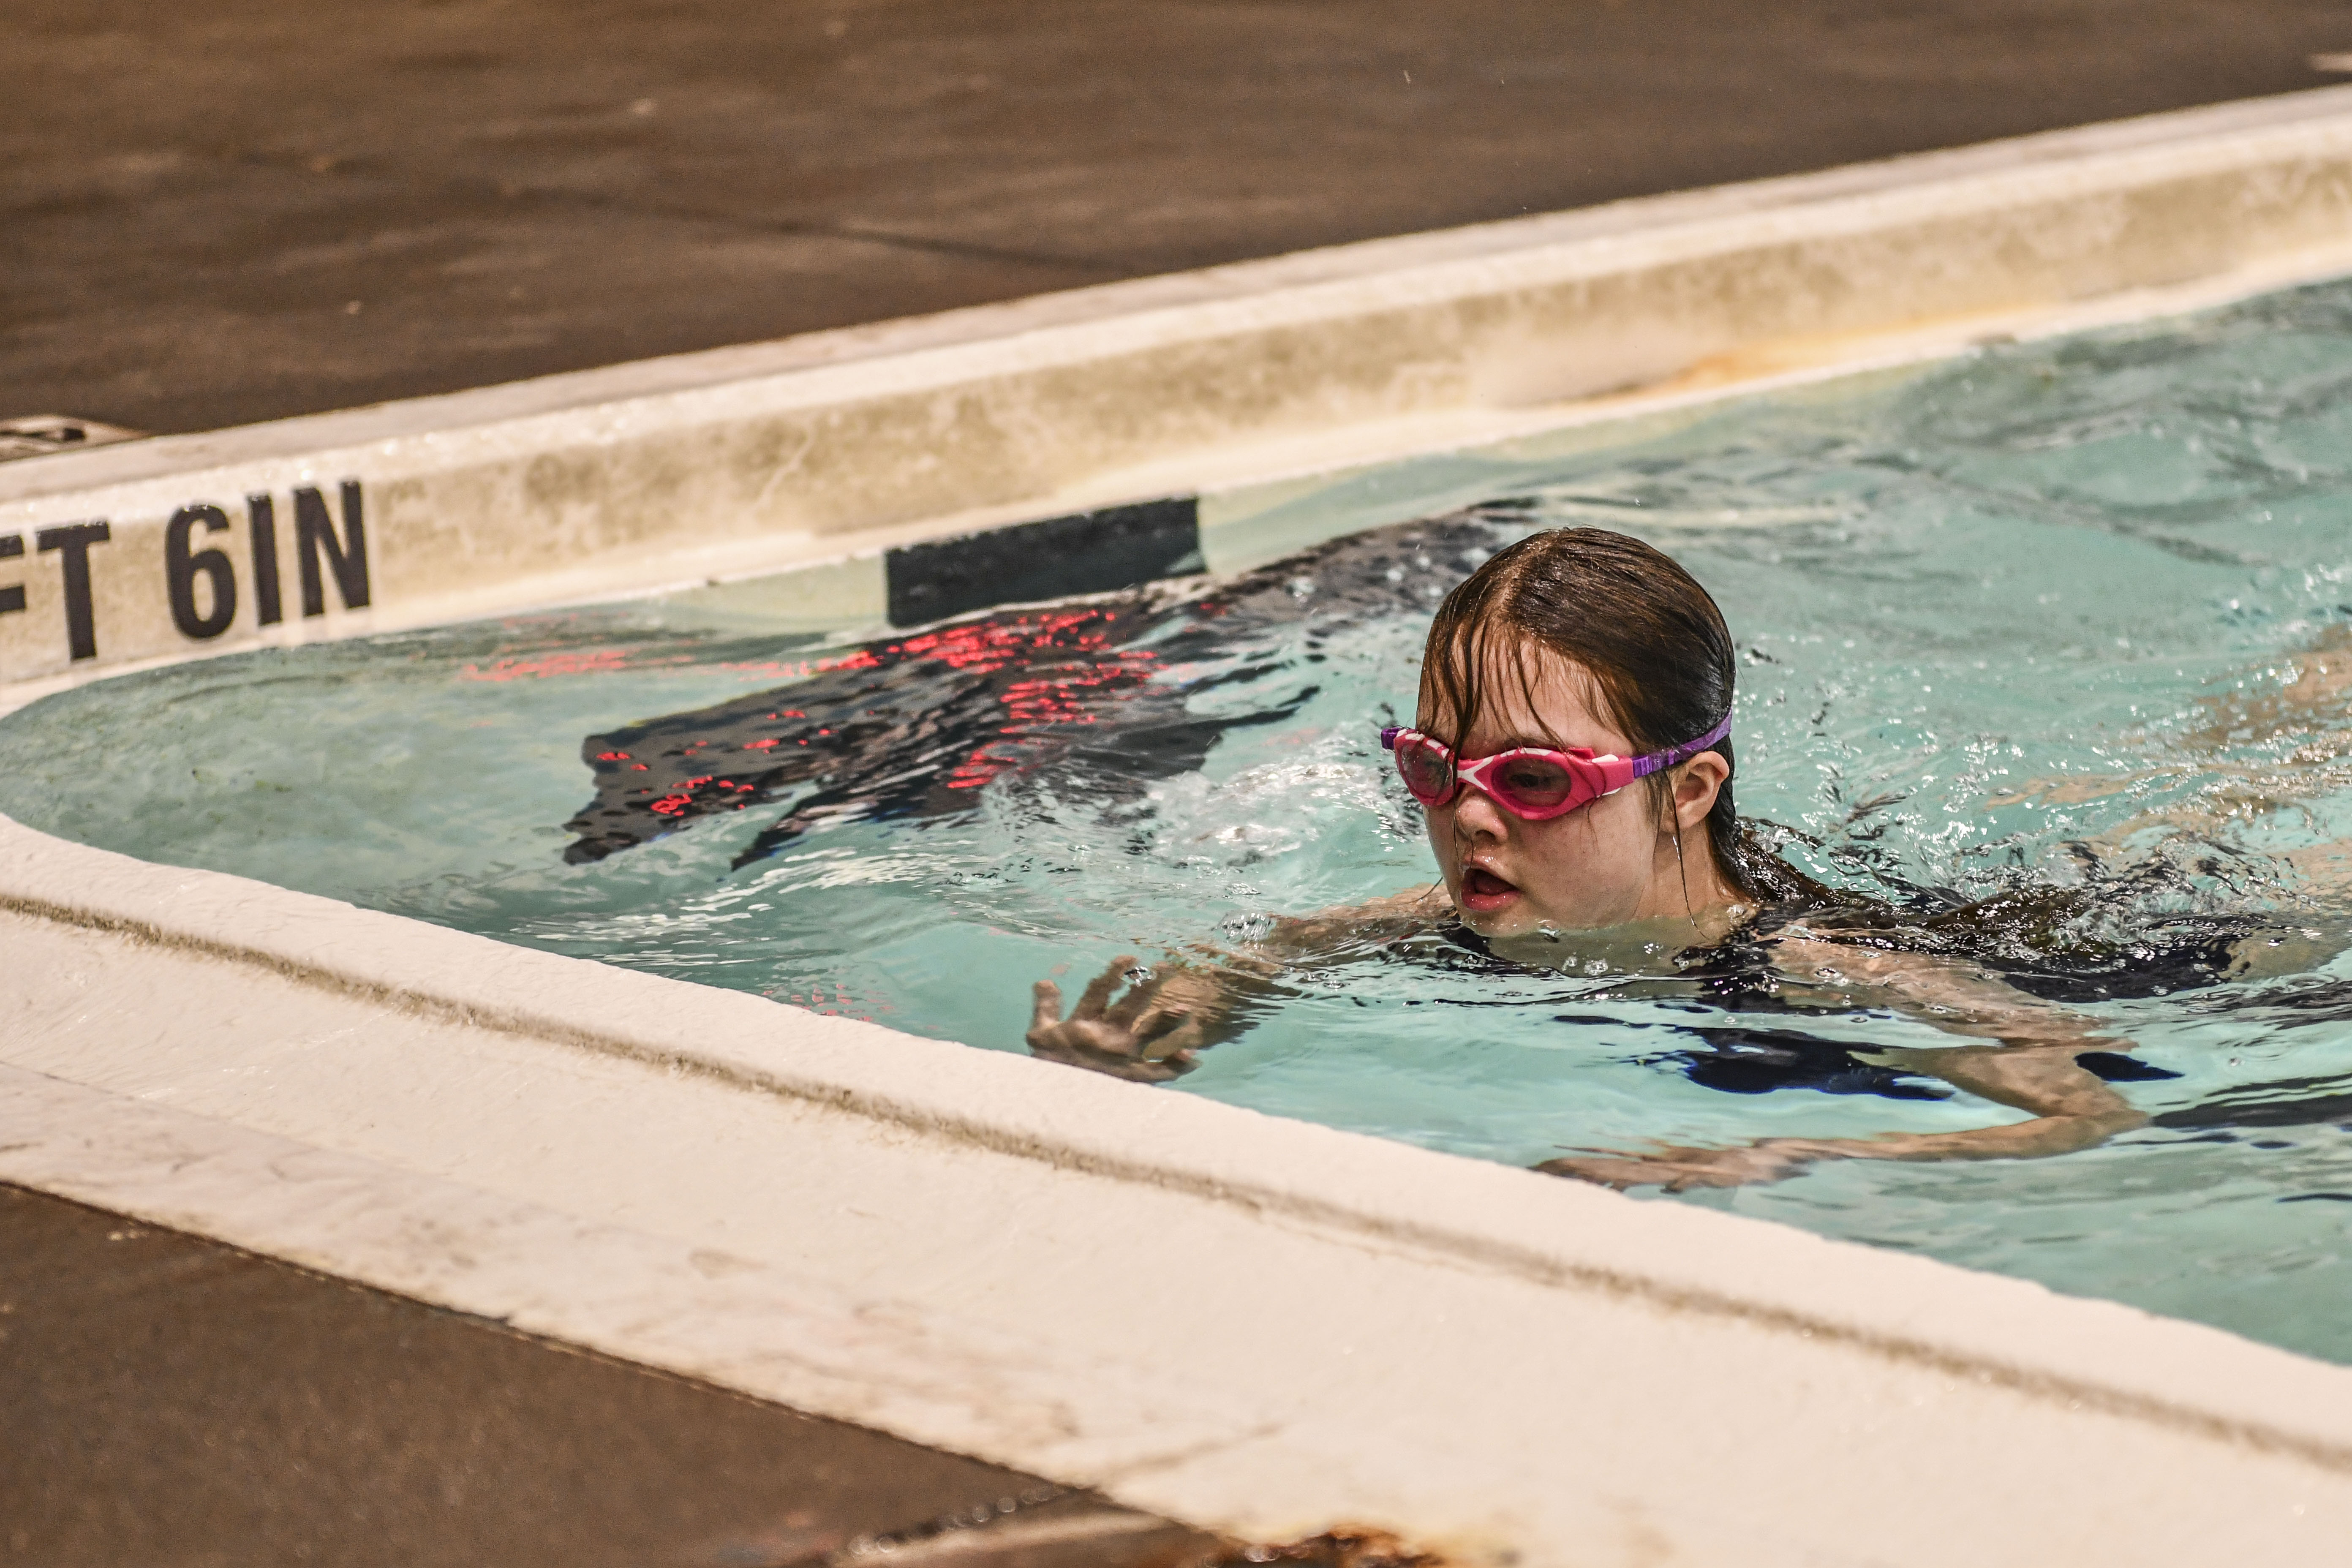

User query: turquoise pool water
[12,281,2352,1358]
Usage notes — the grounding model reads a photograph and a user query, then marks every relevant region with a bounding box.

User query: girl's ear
[1667,752,1730,831]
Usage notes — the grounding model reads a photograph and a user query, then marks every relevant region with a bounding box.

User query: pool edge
[7,827,2352,1564]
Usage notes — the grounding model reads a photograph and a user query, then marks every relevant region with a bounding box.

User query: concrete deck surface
[11,0,2352,436]
[1,1182,1222,1568]
[12,3,2352,1563]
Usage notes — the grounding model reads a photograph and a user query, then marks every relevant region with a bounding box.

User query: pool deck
[3,1183,1217,1568]
[16,0,2352,438]
[15,7,2352,1565]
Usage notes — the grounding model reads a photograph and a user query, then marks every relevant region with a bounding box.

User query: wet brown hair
[1418,525,1750,893]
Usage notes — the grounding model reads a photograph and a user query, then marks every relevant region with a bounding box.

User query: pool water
[13,280,2352,1360]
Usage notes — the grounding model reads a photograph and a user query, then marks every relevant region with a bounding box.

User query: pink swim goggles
[1379,715,1731,820]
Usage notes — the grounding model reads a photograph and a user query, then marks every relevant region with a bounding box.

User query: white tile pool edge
[7,816,2352,1566]
[9,90,2352,1563]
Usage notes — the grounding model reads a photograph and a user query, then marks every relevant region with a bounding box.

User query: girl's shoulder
[1257,883,1454,961]
[1713,833,2259,1004]
[1359,883,1453,919]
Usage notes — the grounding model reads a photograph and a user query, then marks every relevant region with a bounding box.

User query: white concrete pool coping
[11,88,2352,1565]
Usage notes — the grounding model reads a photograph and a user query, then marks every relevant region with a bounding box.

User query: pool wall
[11,91,2352,1564]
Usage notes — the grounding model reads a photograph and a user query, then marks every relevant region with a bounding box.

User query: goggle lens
[1394,738,1457,804]
[1488,756,1576,811]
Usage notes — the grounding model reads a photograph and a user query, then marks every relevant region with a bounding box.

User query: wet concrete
[0,1183,1221,1568]
[9,0,2352,435]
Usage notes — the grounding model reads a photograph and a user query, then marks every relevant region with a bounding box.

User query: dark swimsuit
[1443,853,2243,1102]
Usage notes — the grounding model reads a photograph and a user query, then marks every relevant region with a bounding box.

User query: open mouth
[1459,864,1520,913]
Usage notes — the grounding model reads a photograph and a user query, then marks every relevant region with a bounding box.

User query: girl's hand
[1537,1084,2147,1191]
[1537,1139,1826,1192]
[1027,956,1212,1082]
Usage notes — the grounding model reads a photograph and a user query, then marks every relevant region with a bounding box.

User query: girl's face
[1417,646,1733,942]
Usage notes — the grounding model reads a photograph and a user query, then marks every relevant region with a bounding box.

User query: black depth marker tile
[885,497,1201,626]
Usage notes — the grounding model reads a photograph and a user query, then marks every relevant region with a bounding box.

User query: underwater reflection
[563,516,1504,866]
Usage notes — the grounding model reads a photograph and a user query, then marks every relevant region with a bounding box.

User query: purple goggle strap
[1628,713,1734,778]
[1379,715,1733,773]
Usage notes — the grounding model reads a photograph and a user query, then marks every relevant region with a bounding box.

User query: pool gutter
[11,90,2352,1564]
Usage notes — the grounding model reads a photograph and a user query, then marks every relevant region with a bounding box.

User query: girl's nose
[1449,783,1512,840]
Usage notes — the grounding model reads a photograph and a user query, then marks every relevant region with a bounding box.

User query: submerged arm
[1540,936,2150,1191]
[1025,885,1451,1081]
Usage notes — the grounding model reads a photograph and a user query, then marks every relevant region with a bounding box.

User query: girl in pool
[1025,524,2344,1191]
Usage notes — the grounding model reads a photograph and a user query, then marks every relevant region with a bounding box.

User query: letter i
[248,493,283,626]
